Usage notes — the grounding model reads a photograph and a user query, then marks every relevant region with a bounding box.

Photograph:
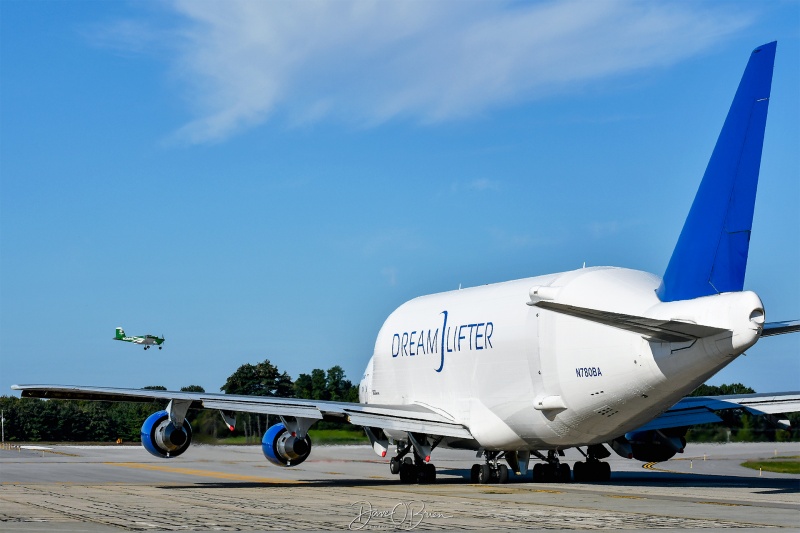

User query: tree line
[1,366,797,443]
[0,359,359,443]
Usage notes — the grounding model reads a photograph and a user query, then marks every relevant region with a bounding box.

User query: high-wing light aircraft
[13,42,800,485]
[114,327,164,350]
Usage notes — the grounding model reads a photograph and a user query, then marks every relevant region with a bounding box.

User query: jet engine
[261,423,311,467]
[140,410,192,458]
[622,429,687,462]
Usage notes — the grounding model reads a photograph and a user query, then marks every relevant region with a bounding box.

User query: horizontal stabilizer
[761,320,800,337]
[671,392,800,417]
[634,391,800,433]
[531,301,729,342]
[633,407,723,432]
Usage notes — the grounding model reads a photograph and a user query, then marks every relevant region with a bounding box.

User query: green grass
[740,460,800,474]
[307,428,369,444]
[195,428,369,446]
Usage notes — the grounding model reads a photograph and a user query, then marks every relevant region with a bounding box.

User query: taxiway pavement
[1,442,798,531]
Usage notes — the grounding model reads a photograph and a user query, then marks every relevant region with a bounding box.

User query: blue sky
[2,1,798,396]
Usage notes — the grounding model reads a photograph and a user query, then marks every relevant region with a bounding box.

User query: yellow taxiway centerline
[104,462,305,484]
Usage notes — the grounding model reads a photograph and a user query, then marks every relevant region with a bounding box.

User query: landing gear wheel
[573,461,585,482]
[422,463,436,484]
[390,457,401,475]
[532,462,544,482]
[573,460,610,482]
[399,462,416,483]
[534,463,555,482]
[478,464,492,484]
[497,464,509,484]
[470,464,481,483]
[559,463,571,482]
[601,461,611,481]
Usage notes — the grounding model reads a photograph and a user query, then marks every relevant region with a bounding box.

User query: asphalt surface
[1,441,798,531]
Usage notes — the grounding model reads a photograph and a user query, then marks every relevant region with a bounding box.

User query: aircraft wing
[634,391,800,432]
[10,384,474,439]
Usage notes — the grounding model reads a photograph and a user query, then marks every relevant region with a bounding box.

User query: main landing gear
[386,439,612,484]
[390,435,439,484]
[390,455,436,484]
[531,450,571,482]
[573,460,610,482]
[528,446,611,483]
[470,451,510,484]
[572,445,611,482]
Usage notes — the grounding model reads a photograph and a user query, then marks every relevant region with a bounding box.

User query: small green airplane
[114,327,164,350]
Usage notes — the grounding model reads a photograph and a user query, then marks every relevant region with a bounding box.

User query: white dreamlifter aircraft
[13,42,799,484]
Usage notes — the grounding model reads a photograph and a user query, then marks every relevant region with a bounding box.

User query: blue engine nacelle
[624,429,687,462]
[140,410,192,459]
[261,423,311,467]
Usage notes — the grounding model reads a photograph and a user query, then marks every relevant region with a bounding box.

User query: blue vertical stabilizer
[657,42,776,302]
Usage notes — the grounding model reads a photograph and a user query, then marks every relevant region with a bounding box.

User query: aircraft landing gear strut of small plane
[531,450,571,483]
[573,445,611,482]
[390,434,440,484]
[470,451,510,484]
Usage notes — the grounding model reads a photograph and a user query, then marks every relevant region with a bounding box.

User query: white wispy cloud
[102,0,752,143]
[488,227,558,250]
[467,179,500,192]
[448,178,501,194]
[381,267,398,286]
[337,227,429,257]
[588,219,641,238]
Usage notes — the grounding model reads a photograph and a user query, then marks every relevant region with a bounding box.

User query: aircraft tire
[601,461,611,481]
[559,463,571,482]
[498,464,509,484]
[423,463,436,484]
[478,464,492,484]
[573,461,585,482]
[399,462,415,483]
[574,461,610,482]
[390,457,401,475]
[532,462,544,482]
[470,464,481,483]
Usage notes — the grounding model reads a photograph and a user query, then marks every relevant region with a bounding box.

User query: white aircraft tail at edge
[13,42,799,485]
